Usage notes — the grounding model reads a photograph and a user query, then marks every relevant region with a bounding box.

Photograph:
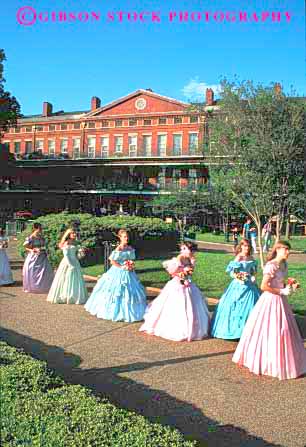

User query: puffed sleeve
[226,260,241,278]
[163,258,180,275]
[109,250,120,261]
[263,262,278,278]
[23,236,32,247]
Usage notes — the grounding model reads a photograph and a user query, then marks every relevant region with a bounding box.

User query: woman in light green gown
[47,229,88,304]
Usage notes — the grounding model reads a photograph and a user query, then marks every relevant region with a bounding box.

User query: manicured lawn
[195,233,306,252]
[83,251,306,316]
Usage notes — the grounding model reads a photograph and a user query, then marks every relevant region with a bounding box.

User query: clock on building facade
[135,98,147,110]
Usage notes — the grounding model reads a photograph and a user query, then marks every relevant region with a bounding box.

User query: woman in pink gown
[139,242,210,341]
[233,240,306,380]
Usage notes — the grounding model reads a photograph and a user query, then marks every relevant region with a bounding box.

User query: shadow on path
[0,327,282,447]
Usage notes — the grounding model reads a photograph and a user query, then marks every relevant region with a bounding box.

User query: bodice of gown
[263,261,287,289]
[62,245,80,267]
[23,236,46,249]
[163,257,194,276]
[109,249,136,266]
[226,259,258,278]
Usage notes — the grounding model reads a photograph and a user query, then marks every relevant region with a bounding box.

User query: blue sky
[1,0,305,115]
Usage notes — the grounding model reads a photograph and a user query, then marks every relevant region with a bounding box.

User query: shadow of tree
[0,328,283,447]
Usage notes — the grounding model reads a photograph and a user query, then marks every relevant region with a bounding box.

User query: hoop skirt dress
[47,244,88,304]
[0,236,14,285]
[85,248,147,322]
[139,257,210,341]
[211,259,260,339]
[233,261,306,380]
[23,236,54,293]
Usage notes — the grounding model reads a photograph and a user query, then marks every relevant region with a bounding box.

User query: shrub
[1,342,197,447]
[17,213,178,267]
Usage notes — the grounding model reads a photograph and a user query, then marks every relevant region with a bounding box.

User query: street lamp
[80,122,87,157]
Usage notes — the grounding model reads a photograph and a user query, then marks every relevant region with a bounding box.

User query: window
[73,123,80,130]
[128,136,137,157]
[115,136,123,153]
[25,141,32,153]
[87,137,96,158]
[188,133,198,154]
[115,119,122,127]
[129,118,137,126]
[60,138,68,153]
[189,115,198,123]
[48,140,55,157]
[25,127,32,133]
[36,125,44,131]
[157,134,166,156]
[72,138,80,158]
[142,135,152,156]
[158,117,167,125]
[143,119,151,126]
[88,121,95,129]
[101,120,109,127]
[174,116,182,124]
[101,137,109,158]
[173,134,182,156]
[60,123,67,130]
[14,127,20,133]
[35,140,44,151]
[49,124,56,131]
[14,142,21,154]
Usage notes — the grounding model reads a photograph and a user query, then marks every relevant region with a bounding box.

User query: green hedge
[1,342,197,447]
[17,213,178,267]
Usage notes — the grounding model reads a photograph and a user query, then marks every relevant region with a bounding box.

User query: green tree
[0,49,21,138]
[204,78,305,267]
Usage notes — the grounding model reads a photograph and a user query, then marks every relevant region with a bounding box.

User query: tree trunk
[275,215,281,242]
[255,219,264,269]
[285,218,290,240]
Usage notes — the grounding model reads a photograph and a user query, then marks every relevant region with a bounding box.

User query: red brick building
[1,88,218,217]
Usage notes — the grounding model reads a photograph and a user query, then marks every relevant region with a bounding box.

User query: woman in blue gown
[0,228,14,286]
[211,238,260,340]
[85,229,147,322]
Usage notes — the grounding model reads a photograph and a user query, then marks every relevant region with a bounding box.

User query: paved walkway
[1,243,306,447]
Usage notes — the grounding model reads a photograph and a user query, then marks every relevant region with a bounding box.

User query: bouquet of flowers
[0,240,8,249]
[178,266,193,286]
[77,247,88,259]
[233,269,249,284]
[287,277,300,292]
[123,260,135,271]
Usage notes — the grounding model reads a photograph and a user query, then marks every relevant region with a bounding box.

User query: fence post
[103,241,113,272]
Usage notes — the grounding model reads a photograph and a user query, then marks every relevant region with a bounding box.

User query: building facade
[1,88,217,217]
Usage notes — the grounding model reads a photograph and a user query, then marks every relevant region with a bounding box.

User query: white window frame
[172,134,182,156]
[60,138,68,154]
[188,132,198,154]
[128,135,137,157]
[13,140,21,154]
[48,139,55,157]
[72,138,81,159]
[101,136,109,158]
[157,134,167,156]
[115,136,123,153]
[35,139,44,152]
[25,140,33,153]
[87,136,96,158]
[142,134,152,156]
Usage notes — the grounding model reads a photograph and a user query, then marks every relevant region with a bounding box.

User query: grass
[195,233,306,252]
[83,251,306,316]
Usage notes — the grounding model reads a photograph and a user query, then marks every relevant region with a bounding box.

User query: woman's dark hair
[0,228,5,236]
[180,241,196,252]
[33,222,42,230]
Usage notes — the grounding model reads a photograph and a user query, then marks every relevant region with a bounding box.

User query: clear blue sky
[1,0,305,115]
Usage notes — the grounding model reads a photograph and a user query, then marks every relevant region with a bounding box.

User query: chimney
[91,96,101,111]
[274,83,282,95]
[43,102,52,117]
[206,88,214,106]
